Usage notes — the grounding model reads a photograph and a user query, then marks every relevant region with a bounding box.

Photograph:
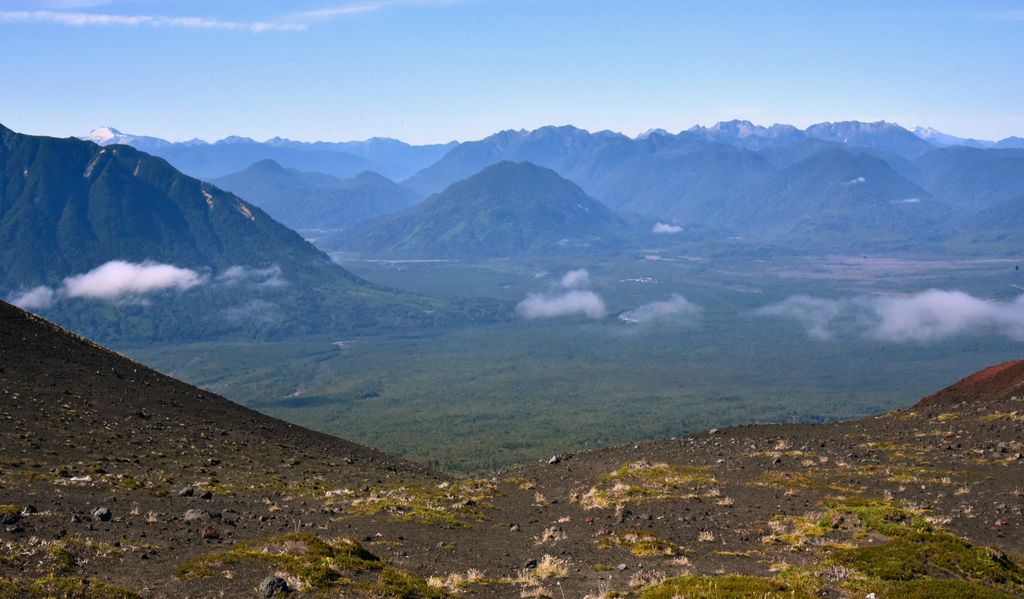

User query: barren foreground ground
[2,300,1022,597]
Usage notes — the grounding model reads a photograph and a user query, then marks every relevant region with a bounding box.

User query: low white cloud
[63,261,205,301]
[652,222,683,234]
[218,265,286,288]
[560,268,591,289]
[516,290,606,320]
[757,295,848,340]
[6,260,206,310]
[619,294,702,325]
[758,290,1024,343]
[8,286,56,310]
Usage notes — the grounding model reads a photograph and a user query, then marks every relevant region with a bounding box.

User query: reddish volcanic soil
[915,359,1024,408]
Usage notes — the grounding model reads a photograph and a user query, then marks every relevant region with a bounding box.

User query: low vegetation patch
[825,502,1024,590]
[0,575,140,599]
[820,497,1023,596]
[597,530,684,557]
[333,479,497,527]
[637,574,815,599]
[176,532,442,596]
[576,461,716,508]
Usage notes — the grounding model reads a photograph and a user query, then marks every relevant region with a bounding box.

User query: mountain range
[83,126,457,181]
[52,119,1024,257]
[212,159,421,233]
[387,121,1024,252]
[337,161,626,258]
[1,124,506,342]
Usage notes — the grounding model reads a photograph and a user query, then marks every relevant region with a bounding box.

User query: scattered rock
[200,490,213,500]
[547,455,561,465]
[183,508,209,522]
[259,576,290,597]
[202,526,220,539]
[616,563,628,571]
[92,507,112,522]
[178,486,195,497]
[524,558,538,569]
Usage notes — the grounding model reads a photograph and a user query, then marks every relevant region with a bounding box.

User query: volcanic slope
[2,300,1023,598]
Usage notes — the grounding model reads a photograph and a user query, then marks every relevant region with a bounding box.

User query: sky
[1,0,1023,144]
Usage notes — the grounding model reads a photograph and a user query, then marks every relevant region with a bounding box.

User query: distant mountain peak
[804,120,935,158]
[85,126,124,143]
[247,158,287,171]
[217,135,257,145]
[636,128,670,139]
[343,160,623,258]
[80,127,173,151]
[911,126,995,148]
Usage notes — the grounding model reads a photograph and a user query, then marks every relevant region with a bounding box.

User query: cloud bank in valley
[62,261,205,301]
[6,261,296,311]
[517,268,606,320]
[559,268,591,289]
[619,294,702,325]
[517,290,607,320]
[7,260,207,309]
[758,290,1024,343]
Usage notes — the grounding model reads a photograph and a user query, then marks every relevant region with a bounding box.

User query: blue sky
[2,0,1023,144]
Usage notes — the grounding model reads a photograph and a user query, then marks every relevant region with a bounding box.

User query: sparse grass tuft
[176,532,442,596]
[637,574,815,599]
[597,530,684,557]
[335,479,496,527]
[578,461,715,509]
[0,575,140,598]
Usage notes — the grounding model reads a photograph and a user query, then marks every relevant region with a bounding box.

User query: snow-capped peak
[85,127,124,144]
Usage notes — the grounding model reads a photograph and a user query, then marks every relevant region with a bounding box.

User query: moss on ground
[638,574,815,599]
[0,575,140,599]
[637,497,1024,598]
[176,532,442,597]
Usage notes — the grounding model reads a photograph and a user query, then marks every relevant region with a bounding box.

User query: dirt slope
[915,359,1024,408]
[1,301,1022,598]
